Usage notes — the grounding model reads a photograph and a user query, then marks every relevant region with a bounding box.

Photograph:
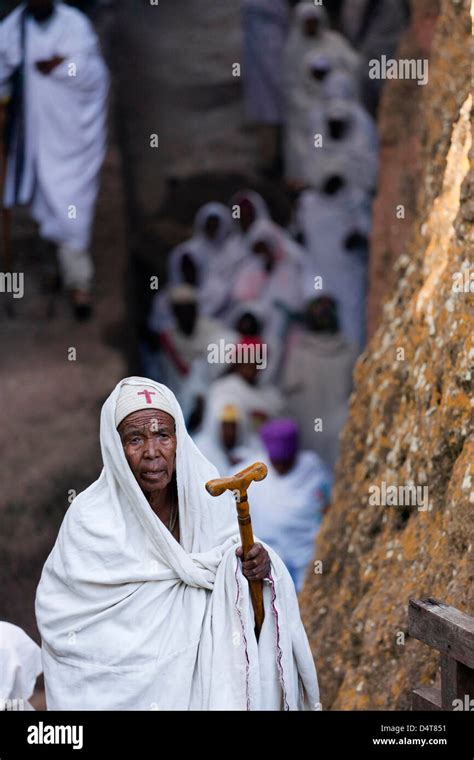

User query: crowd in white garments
[139,1,408,592]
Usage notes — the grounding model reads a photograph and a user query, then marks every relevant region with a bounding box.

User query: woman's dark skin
[118,409,270,580]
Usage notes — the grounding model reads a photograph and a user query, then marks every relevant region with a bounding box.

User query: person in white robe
[0,621,42,710]
[169,202,234,290]
[156,284,237,424]
[296,173,371,350]
[0,0,109,317]
[302,69,378,193]
[283,2,360,183]
[284,2,360,96]
[193,402,260,476]
[225,300,283,387]
[200,189,271,319]
[35,377,320,710]
[242,418,331,593]
[148,202,234,335]
[241,0,290,175]
[232,218,304,345]
[282,295,359,471]
[202,336,285,441]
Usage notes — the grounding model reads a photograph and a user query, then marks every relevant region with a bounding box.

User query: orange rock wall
[300,0,473,710]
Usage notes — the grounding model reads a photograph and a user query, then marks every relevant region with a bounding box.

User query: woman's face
[118,409,177,496]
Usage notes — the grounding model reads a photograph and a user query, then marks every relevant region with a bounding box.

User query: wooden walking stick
[206,461,268,640]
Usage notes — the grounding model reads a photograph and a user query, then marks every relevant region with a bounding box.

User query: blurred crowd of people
[0,1,408,598]
[139,1,408,590]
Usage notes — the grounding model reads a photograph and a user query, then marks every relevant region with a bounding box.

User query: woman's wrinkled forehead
[117,409,177,441]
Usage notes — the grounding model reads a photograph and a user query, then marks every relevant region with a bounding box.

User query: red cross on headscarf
[137,389,156,404]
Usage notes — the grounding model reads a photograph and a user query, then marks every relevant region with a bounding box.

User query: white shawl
[35,377,319,710]
[0,622,42,710]
[303,71,379,193]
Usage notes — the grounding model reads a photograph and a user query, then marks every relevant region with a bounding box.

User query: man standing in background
[0,0,109,319]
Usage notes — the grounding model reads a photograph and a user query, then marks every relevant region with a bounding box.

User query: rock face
[367,0,440,337]
[300,0,473,710]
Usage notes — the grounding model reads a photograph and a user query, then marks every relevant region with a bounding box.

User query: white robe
[296,185,371,350]
[0,622,42,710]
[0,2,109,250]
[150,203,234,333]
[200,191,271,319]
[35,377,319,710]
[158,317,238,422]
[203,372,285,438]
[282,329,359,471]
[168,202,234,289]
[241,451,331,593]
[284,3,360,97]
[193,387,262,476]
[302,70,379,193]
[232,219,304,345]
[193,419,260,477]
[284,3,360,181]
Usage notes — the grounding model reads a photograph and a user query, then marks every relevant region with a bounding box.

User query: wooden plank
[412,686,442,711]
[441,655,474,710]
[408,598,474,669]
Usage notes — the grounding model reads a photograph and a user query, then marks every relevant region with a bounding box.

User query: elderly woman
[35,377,320,710]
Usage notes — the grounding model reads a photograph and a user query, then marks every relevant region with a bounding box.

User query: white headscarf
[294,2,329,27]
[168,202,233,287]
[284,35,360,182]
[302,69,379,192]
[284,1,358,97]
[199,191,271,319]
[193,202,233,246]
[232,219,304,349]
[246,218,287,260]
[36,377,319,710]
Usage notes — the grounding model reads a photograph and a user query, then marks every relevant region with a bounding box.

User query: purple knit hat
[260,418,299,461]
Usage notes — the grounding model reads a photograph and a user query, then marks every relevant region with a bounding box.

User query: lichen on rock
[299,0,473,710]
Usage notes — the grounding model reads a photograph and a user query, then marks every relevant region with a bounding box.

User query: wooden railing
[409,598,474,711]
